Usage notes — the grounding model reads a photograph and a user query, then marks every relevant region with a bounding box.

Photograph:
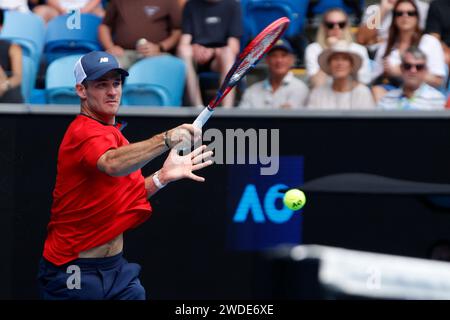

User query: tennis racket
[192,17,290,128]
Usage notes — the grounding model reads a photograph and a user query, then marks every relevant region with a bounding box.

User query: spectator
[33,0,105,23]
[0,0,30,12]
[239,39,309,110]
[307,40,375,110]
[357,0,429,54]
[305,8,371,89]
[177,0,242,108]
[425,0,450,68]
[447,95,450,109]
[378,47,446,110]
[98,0,182,70]
[371,0,446,103]
[0,9,24,103]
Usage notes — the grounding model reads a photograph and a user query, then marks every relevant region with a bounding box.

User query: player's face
[401,54,427,88]
[84,71,123,118]
[329,53,353,79]
[267,49,294,78]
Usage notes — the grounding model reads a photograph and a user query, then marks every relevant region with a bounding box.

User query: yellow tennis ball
[283,189,306,211]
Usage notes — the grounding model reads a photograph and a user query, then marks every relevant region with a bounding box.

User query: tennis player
[37,51,213,300]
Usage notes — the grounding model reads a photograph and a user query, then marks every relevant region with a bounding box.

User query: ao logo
[233,183,294,224]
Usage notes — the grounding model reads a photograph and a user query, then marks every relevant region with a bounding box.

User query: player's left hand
[159,145,213,184]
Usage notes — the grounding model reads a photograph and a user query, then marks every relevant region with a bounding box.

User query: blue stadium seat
[0,11,45,62]
[1,12,45,102]
[45,14,103,64]
[122,56,186,107]
[46,55,83,105]
[308,0,365,16]
[242,0,309,42]
[21,55,38,103]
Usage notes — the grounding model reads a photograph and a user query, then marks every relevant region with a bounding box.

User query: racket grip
[193,107,214,128]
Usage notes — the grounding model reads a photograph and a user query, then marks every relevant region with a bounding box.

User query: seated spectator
[425,0,450,68]
[307,40,375,110]
[239,39,309,110]
[0,0,30,12]
[0,9,24,103]
[33,0,105,23]
[357,0,429,55]
[378,47,446,110]
[371,0,446,102]
[98,0,182,70]
[305,8,371,89]
[177,0,242,108]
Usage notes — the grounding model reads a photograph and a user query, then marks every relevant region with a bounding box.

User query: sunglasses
[394,10,418,17]
[402,63,426,71]
[324,21,347,29]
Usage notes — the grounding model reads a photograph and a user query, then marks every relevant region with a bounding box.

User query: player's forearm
[98,133,168,177]
[98,24,115,50]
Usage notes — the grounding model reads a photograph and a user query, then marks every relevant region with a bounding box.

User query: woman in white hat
[307,40,376,110]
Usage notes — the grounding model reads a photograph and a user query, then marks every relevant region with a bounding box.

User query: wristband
[152,171,167,189]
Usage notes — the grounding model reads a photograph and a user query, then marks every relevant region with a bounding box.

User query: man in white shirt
[378,47,446,110]
[239,39,309,109]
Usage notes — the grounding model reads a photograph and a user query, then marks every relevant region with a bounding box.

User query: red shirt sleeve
[80,131,119,169]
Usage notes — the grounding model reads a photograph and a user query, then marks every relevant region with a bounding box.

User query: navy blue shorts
[37,252,146,300]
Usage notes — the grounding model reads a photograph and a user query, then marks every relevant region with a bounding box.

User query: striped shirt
[377,84,446,110]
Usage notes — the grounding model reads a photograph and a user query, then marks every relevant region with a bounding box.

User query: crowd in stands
[0,0,449,110]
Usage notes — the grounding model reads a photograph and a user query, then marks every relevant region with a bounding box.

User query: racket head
[208,17,290,109]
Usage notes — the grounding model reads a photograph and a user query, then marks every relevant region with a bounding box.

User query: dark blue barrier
[2,107,450,299]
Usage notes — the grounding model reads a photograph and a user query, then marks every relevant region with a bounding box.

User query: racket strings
[230,27,285,85]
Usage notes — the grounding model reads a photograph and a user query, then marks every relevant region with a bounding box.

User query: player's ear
[75,83,87,100]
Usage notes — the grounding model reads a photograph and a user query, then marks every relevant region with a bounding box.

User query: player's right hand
[166,124,202,151]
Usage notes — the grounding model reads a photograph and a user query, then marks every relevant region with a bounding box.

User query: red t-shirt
[43,115,152,266]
